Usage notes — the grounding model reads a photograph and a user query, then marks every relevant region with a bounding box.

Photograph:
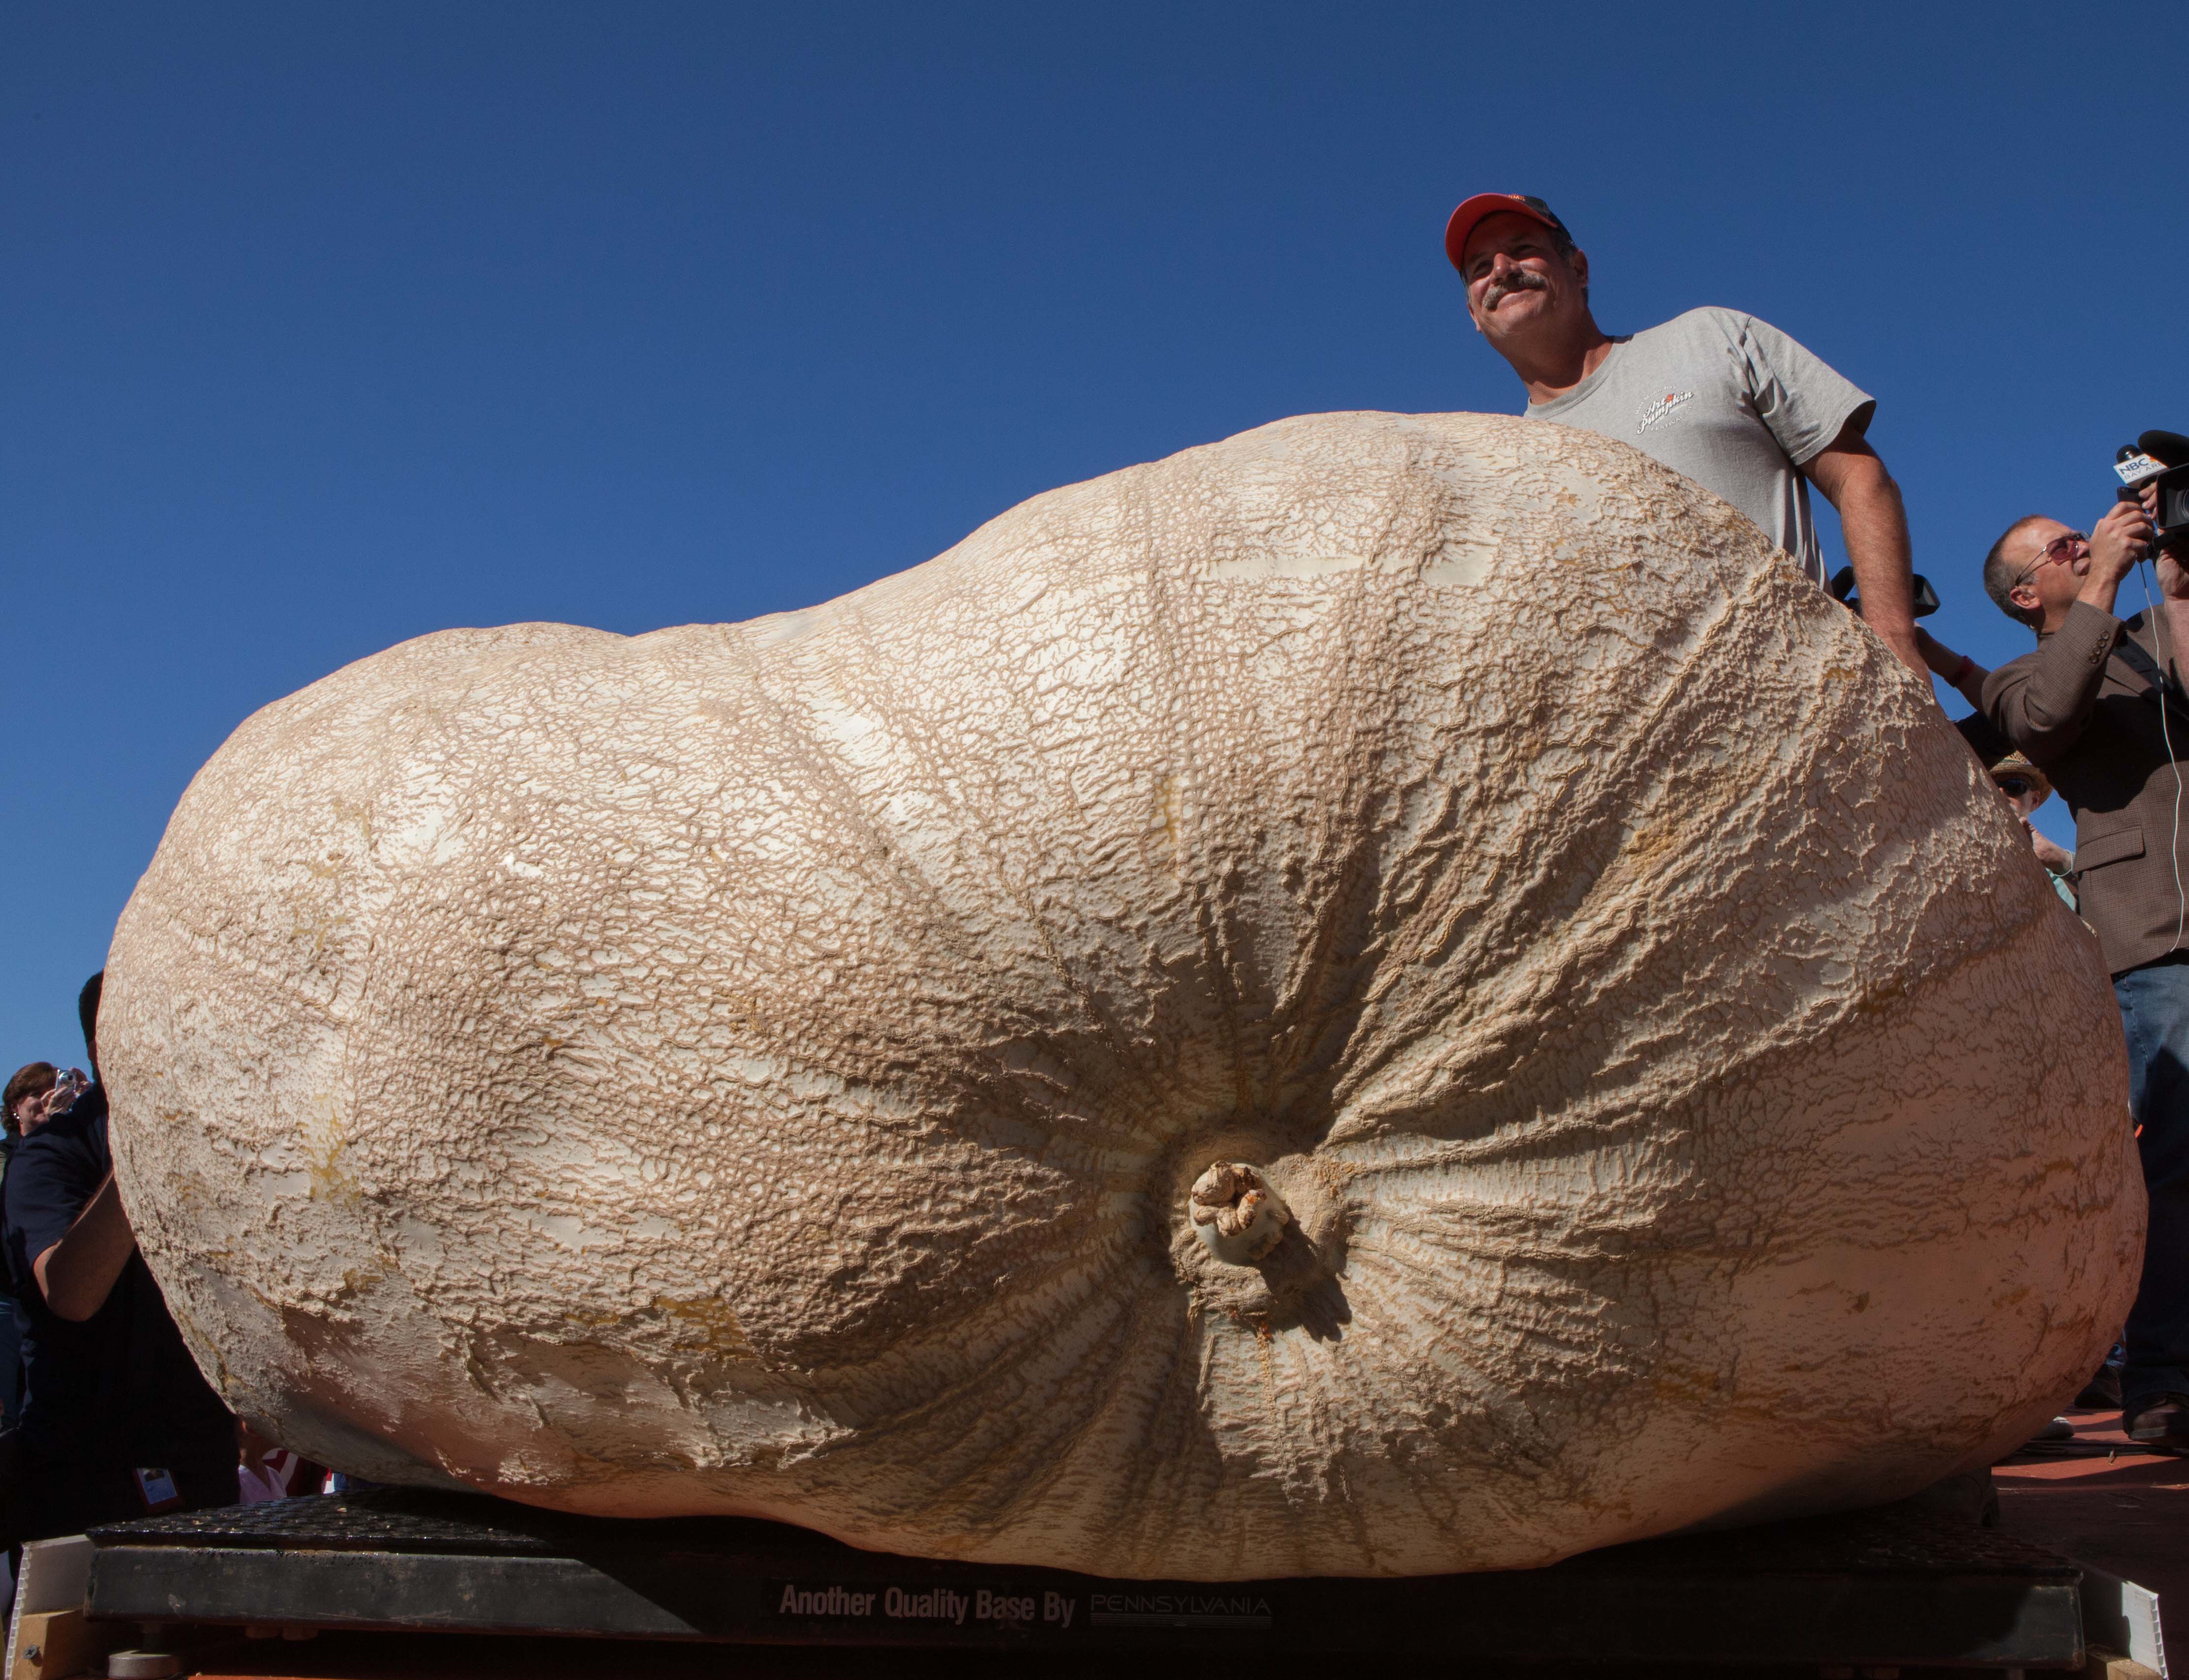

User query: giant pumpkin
[103,412,2139,1579]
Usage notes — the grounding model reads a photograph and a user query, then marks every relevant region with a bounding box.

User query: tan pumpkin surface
[104,412,2140,1579]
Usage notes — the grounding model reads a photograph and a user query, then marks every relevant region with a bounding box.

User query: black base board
[87,1486,2086,1668]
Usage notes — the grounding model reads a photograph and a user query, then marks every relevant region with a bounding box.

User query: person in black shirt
[0,1063,58,1433]
[1,974,233,1540]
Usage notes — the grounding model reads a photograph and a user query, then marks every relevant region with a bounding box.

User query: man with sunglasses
[1981,491,2187,1448]
[1446,193,1926,681]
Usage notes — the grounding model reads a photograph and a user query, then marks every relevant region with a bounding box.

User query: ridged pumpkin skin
[104,412,2139,1579]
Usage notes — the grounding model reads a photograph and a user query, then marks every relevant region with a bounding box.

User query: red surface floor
[1993,1403,2189,1674]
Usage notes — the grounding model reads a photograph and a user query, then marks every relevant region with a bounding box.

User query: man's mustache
[1481,269,1548,311]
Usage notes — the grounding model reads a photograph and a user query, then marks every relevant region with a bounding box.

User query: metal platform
[85,1486,2092,1669]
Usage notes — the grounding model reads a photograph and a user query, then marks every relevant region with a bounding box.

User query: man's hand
[2158,549,2189,602]
[32,1169,138,1323]
[1804,425,1925,683]
[2082,500,2155,610]
[2028,823,2074,875]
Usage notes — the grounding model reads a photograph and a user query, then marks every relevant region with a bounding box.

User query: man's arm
[32,1171,136,1323]
[2144,484,2189,678]
[1803,424,1923,680]
[1913,626,1988,708]
[1982,614,2115,761]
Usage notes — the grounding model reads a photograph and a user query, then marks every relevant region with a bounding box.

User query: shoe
[2075,1365,2124,1410]
[2123,1394,2189,1451]
[2028,1416,2075,1444]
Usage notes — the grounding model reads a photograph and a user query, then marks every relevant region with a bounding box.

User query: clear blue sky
[6,2,2186,1066]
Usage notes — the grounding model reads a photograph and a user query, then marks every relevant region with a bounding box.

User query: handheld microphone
[2118,431,2189,543]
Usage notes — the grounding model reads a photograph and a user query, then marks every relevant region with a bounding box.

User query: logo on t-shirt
[1637,390,1694,434]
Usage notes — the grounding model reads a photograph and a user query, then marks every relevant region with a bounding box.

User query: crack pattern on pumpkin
[97,410,2141,1581]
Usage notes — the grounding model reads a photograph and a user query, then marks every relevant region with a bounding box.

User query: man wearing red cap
[1446,194,1923,679]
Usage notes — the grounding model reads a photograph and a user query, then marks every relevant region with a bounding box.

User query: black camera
[1827,567,1939,617]
[2116,430,2189,549]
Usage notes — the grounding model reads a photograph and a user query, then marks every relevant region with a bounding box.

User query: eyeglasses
[2010,531,2087,591]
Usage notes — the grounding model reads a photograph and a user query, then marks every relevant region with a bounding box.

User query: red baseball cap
[1444,194,1573,274]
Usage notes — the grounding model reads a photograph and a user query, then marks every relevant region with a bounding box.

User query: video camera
[2115,430,2189,552]
[1827,568,1938,617]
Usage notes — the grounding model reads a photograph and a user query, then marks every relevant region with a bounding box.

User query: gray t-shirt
[1523,307,1873,585]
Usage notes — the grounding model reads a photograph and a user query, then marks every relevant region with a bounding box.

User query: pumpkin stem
[1189,1161,1292,1264]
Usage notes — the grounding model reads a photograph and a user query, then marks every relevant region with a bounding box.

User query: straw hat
[1954,714,2052,806]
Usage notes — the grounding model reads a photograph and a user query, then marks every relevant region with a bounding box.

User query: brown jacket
[1984,598,2189,975]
